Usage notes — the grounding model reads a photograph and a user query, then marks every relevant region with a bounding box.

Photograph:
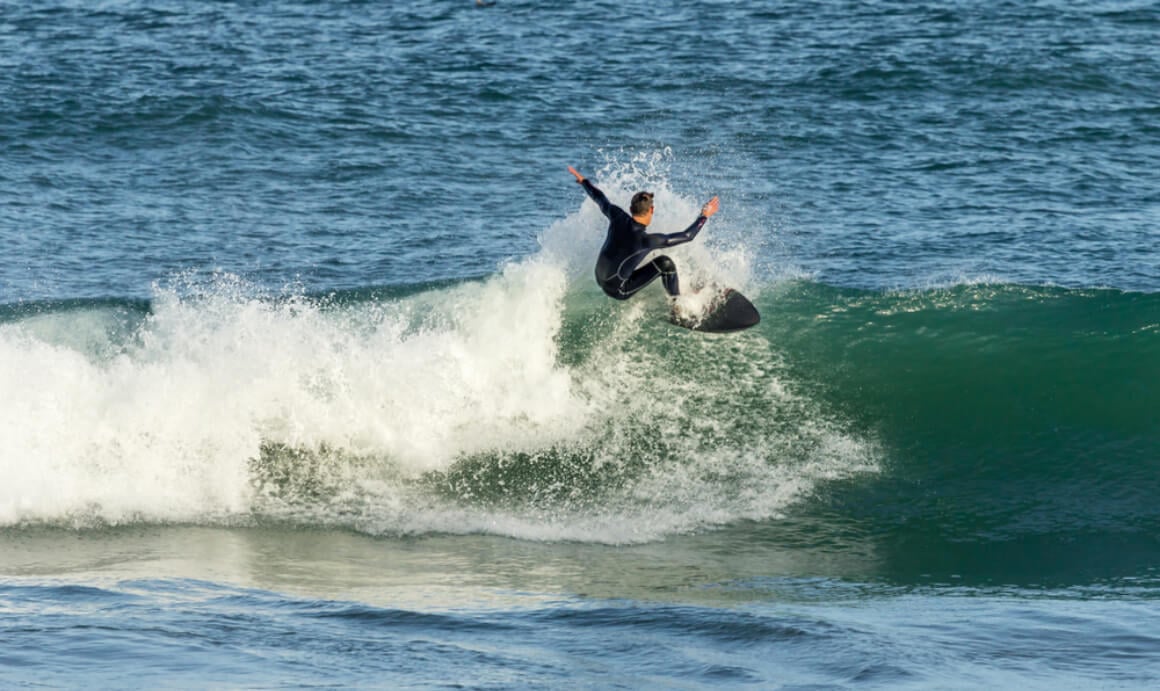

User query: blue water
[3,0,1159,688]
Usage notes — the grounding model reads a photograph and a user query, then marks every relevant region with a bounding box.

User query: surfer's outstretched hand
[567,166,585,184]
[701,196,720,218]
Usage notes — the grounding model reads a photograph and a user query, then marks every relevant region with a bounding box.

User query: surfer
[567,166,719,304]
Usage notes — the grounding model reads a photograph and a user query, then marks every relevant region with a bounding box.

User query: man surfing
[567,166,719,306]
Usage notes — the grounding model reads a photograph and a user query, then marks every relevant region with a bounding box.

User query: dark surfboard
[669,288,760,333]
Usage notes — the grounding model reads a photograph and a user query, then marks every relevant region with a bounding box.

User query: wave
[3,275,1156,545]
[3,178,1154,545]
[0,183,874,542]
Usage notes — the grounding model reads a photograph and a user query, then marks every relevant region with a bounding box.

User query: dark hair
[630,191,654,217]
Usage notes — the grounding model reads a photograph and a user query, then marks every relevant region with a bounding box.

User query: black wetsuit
[581,179,707,300]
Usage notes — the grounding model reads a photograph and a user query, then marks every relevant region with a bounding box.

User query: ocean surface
[2,0,1158,687]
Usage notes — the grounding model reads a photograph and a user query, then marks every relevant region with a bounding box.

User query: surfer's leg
[609,256,680,299]
[623,256,680,297]
[653,256,680,297]
[617,255,672,295]
[616,259,663,298]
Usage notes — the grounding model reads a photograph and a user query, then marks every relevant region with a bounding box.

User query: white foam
[0,259,592,527]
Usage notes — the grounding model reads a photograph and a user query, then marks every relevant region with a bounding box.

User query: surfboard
[669,288,760,333]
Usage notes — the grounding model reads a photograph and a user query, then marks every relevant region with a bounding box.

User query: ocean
[2,0,1158,687]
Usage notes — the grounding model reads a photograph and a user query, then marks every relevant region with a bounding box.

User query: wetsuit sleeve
[650,215,708,248]
[580,179,615,219]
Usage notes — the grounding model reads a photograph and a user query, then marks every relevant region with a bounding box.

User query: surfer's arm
[652,196,719,247]
[654,216,708,248]
[580,180,615,218]
[569,166,614,218]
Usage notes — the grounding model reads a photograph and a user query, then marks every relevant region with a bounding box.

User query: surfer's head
[630,191,654,224]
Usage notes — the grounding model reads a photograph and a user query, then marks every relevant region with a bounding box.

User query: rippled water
[3,0,1159,687]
